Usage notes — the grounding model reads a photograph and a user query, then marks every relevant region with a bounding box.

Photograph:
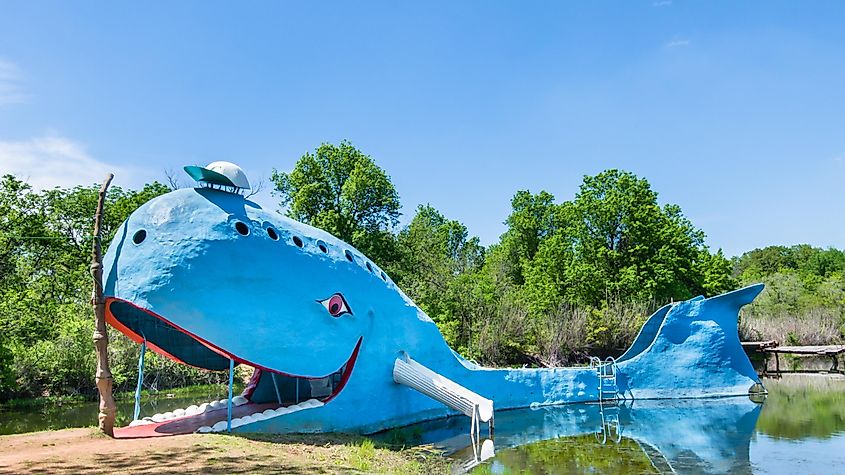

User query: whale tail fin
[616,302,675,364]
[617,284,765,399]
[705,282,765,310]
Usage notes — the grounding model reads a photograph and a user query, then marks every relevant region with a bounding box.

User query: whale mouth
[105,297,362,436]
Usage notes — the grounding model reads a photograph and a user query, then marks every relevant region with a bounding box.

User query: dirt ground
[0,428,448,474]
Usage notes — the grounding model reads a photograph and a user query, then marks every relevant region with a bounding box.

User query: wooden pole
[91,173,115,437]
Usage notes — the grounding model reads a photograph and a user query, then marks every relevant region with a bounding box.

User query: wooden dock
[742,341,845,375]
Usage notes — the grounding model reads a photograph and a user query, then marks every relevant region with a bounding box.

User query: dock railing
[742,341,845,376]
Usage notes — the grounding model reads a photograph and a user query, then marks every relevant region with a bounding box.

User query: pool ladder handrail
[591,356,619,401]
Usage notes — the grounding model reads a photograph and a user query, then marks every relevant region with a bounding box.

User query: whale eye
[318,293,352,317]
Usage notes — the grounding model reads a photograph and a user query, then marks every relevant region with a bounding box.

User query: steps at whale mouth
[114,398,323,438]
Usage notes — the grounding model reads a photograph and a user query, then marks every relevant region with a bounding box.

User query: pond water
[376,375,845,474]
[2,375,843,474]
[0,385,235,436]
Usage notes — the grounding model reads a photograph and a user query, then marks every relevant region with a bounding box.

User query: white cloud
[665,38,691,48]
[0,58,26,105]
[0,134,148,189]
[653,0,672,6]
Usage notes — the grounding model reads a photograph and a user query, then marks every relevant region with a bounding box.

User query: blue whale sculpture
[103,186,765,436]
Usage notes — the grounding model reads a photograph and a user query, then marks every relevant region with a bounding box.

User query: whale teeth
[211,421,228,432]
[237,399,326,423]
[133,396,325,430]
[172,397,328,433]
[252,412,267,422]
[301,399,324,409]
[135,394,256,429]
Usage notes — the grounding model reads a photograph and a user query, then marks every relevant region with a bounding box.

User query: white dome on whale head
[184,161,251,190]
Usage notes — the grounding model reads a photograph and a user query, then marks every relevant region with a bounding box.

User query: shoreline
[0,427,449,474]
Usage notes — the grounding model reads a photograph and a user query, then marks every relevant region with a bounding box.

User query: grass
[0,428,452,474]
[187,433,450,474]
[739,307,843,346]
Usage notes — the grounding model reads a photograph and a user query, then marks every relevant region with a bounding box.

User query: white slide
[393,352,494,432]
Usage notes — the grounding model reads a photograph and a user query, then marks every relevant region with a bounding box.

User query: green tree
[0,178,170,345]
[499,190,560,285]
[271,141,401,265]
[734,244,845,286]
[695,249,737,296]
[392,205,485,350]
[522,169,735,309]
[0,332,13,395]
[0,176,195,399]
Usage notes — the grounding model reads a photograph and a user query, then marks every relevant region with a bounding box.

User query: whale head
[103,186,441,415]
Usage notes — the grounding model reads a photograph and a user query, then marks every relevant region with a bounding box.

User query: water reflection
[755,375,845,439]
[386,397,762,474]
[382,375,845,474]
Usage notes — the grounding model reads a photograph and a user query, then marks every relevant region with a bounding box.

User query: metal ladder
[590,356,622,445]
[590,356,619,401]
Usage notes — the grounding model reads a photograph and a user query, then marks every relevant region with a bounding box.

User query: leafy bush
[586,298,653,355]
[534,302,589,366]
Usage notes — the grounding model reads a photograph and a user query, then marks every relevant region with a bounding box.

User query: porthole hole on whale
[132,229,146,244]
[266,227,278,240]
[344,250,355,262]
[316,240,328,253]
[235,221,249,236]
[366,261,373,272]
[292,236,303,248]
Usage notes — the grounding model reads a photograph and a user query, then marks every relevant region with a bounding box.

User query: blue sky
[1,1,842,256]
